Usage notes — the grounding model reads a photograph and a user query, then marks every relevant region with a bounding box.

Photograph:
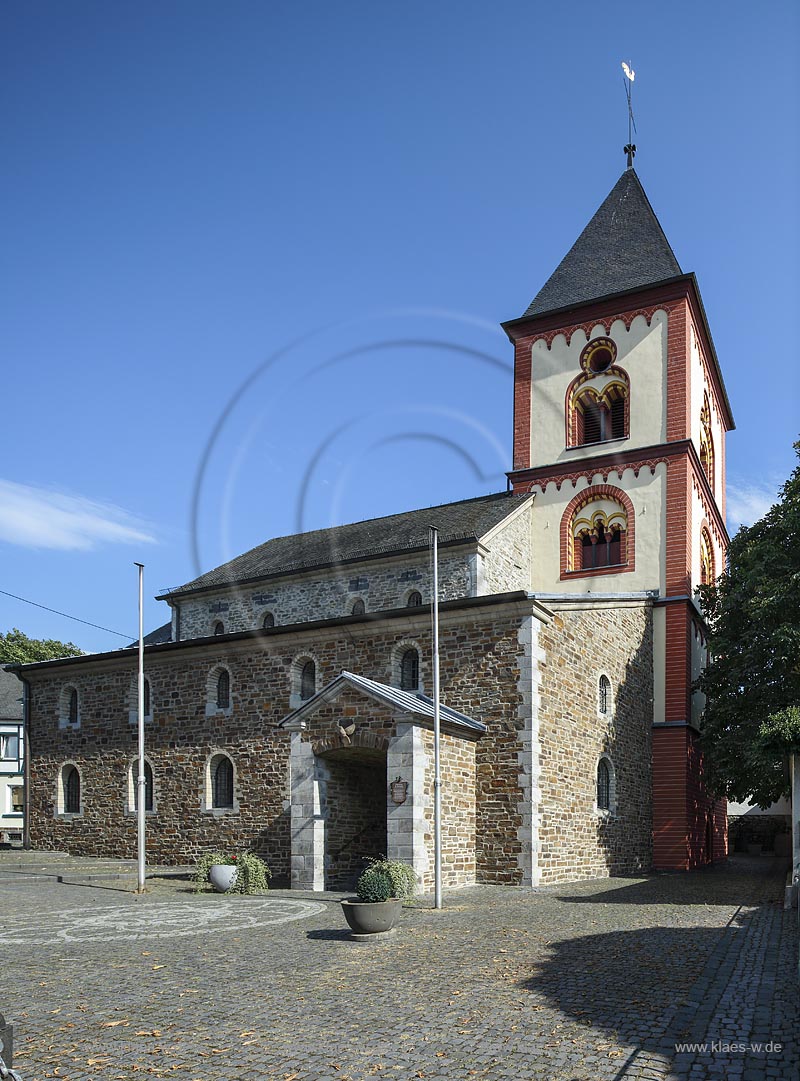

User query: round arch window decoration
[580,336,617,375]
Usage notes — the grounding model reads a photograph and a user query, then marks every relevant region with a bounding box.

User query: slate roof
[522,169,682,318]
[166,491,528,597]
[0,669,23,720]
[278,670,486,735]
[126,622,173,649]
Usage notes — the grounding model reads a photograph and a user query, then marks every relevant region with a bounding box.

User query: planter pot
[341,898,402,935]
[209,864,238,893]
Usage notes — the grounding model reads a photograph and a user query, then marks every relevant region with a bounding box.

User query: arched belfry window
[213,621,225,636]
[351,598,365,616]
[563,487,634,577]
[400,649,420,692]
[407,591,422,608]
[262,612,275,629]
[567,338,629,449]
[700,394,715,492]
[300,660,316,701]
[700,529,714,587]
[68,688,78,724]
[573,506,627,570]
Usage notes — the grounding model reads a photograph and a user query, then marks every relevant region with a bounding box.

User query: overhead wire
[0,588,133,639]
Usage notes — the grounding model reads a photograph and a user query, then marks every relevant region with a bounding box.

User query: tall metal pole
[430,527,442,910]
[135,562,146,893]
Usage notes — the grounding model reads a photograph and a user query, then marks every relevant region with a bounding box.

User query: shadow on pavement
[554,856,789,907]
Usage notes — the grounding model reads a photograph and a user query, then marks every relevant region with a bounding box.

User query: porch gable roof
[278,669,486,736]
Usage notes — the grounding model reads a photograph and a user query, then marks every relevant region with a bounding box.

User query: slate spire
[522,169,682,318]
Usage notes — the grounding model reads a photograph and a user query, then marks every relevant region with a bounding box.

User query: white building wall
[527,312,668,469]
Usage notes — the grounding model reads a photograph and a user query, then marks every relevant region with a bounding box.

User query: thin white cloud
[0,480,156,551]
[726,479,780,532]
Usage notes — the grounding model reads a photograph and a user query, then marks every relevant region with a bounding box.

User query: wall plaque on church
[390,776,408,805]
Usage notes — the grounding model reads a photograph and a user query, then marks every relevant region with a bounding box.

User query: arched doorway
[315,741,388,890]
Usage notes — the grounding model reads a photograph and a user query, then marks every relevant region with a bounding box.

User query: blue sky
[1,1,798,653]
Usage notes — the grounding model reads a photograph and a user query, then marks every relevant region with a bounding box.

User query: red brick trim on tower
[666,301,691,442]
[559,483,636,578]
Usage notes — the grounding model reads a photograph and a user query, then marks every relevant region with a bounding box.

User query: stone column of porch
[289,732,325,890]
[386,722,430,891]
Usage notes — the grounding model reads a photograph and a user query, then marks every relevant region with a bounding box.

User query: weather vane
[621,61,637,167]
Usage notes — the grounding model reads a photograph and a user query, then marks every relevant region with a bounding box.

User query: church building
[10,163,733,889]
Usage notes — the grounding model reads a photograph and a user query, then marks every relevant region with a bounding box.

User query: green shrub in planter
[356,858,417,903]
[193,850,271,894]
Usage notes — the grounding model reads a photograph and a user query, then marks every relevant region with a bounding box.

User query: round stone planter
[341,898,402,935]
[208,864,238,893]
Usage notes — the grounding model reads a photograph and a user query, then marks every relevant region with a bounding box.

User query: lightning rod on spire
[621,60,637,167]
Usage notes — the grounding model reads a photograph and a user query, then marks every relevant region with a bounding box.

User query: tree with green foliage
[698,443,800,807]
[0,628,84,665]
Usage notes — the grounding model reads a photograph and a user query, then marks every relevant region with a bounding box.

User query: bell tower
[503,166,735,870]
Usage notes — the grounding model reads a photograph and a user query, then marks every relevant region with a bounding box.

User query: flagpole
[135,562,146,894]
[430,527,442,910]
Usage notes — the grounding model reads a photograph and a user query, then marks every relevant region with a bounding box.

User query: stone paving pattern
[0,853,796,1081]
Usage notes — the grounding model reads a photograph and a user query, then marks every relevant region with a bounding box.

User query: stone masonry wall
[536,601,653,883]
[419,727,476,890]
[25,605,527,886]
[174,550,475,640]
[481,505,532,595]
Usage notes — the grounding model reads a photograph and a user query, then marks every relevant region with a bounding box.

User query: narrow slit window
[400,649,420,691]
[596,760,611,811]
[216,670,230,710]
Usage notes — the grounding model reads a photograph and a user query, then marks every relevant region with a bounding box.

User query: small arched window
[143,678,151,719]
[133,761,154,812]
[64,765,81,814]
[68,688,78,725]
[216,669,230,710]
[407,591,422,608]
[211,754,234,809]
[262,612,275,629]
[596,759,611,811]
[400,649,420,692]
[351,599,365,616]
[213,621,225,636]
[598,675,611,715]
[300,660,316,701]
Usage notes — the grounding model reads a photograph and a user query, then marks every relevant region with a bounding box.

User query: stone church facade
[11,165,731,889]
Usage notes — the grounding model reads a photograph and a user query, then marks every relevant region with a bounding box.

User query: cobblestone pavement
[0,853,796,1081]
